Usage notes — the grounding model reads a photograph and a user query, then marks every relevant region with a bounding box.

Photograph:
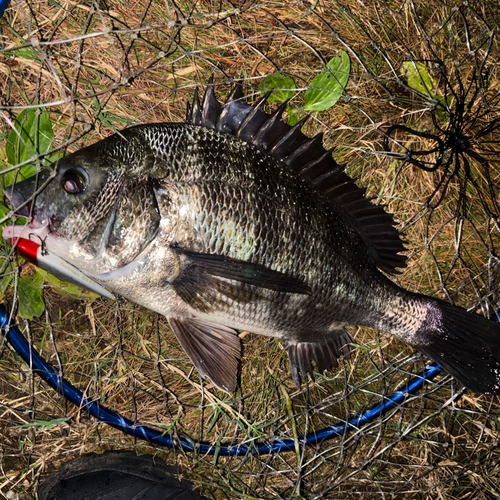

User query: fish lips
[5,183,31,217]
[3,179,53,241]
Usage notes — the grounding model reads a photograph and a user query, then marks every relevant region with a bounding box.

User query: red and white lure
[3,228,115,301]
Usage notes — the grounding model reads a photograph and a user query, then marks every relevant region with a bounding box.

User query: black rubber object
[37,451,207,500]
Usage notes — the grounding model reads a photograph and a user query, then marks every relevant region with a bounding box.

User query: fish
[4,83,500,395]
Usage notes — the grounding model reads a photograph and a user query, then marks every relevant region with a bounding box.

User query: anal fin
[168,317,241,393]
[286,330,352,388]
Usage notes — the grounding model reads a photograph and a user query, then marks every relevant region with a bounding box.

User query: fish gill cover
[1,1,500,499]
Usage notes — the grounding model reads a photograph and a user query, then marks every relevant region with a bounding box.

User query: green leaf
[39,269,99,300]
[259,73,296,104]
[403,61,437,97]
[0,274,13,301]
[6,109,34,164]
[304,50,350,112]
[0,262,14,301]
[18,272,45,319]
[3,47,41,63]
[5,106,54,177]
[10,417,70,431]
[402,61,449,122]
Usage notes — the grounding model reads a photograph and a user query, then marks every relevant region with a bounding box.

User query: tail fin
[415,300,500,394]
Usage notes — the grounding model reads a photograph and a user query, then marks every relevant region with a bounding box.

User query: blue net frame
[0,304,444,456]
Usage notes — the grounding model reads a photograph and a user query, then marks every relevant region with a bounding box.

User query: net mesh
[1,0,500,498]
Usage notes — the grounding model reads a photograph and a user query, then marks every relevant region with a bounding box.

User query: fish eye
[61,168,88,195]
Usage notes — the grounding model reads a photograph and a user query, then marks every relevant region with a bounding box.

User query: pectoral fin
[168,317,241,393]
[172,272,262,313]
[172,246,311,295]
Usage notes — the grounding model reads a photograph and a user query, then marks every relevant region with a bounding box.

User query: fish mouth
[5,184,32,217]
[2,184,53,243]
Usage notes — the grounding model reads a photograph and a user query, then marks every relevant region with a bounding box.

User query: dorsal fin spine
[269,116,310,158]
[201,84,222,129]
[253,100,289,150]
[187,87,202,125]
[235,92,271,141]
[286,132,325,171]
[227,83,244,102]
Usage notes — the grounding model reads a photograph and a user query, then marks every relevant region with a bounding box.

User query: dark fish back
[185,83,407,274]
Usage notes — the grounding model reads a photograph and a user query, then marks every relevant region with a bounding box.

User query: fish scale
[4,84,500,395]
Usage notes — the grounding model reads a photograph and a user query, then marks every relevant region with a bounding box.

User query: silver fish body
[7,86,500,394]
[78,125,420,333]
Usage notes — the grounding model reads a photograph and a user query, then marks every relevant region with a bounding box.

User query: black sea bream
[5,85,500,394]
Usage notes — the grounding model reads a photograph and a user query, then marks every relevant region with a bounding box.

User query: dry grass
[1,0,500,498]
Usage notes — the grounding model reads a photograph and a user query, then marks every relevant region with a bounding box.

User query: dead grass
[1,0,500,498]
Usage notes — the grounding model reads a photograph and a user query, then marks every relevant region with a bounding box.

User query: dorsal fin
[185,82,407,274]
